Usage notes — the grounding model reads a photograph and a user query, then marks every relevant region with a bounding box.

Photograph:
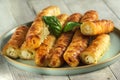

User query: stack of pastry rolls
[80,20,114,36]
[63,10,98,67]
[79,10,114,65]
[48,13,82,67]
[35,14,69,67]
[20,6,61,59]
[2,6,114,67]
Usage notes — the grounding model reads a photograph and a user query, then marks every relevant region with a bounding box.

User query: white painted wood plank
[48,0,71,14]
[103,0,120,19]
[8,0,35,24]
[70,67,116,80]
[0,0,17,35]
[8,63,69,80]
[64,0,120,30]
[29,0,71,15]
[0,56,13,80]
[8,64,43,80]
[28,0,50,14]
[42,75,69,80]
[0,0,18,79]
[109,60,120,80]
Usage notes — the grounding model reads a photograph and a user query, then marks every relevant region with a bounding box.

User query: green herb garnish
[43,16,81,37]
[63,22,81,32]
[43,16,62,37]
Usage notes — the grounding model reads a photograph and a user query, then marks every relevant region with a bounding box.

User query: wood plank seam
[109,65,119,80]
[103,0,120,20]
[27,0,37,15]
[62,0,74,13]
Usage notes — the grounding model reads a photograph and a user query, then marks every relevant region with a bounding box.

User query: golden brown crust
[66,13,82,22]
[57,14,69,28]
[35,14,69,66]
[81,20,114,36]
[25,6,61,49]
[48,32,74,67]
[80,34,110,64]
[37,6,61,18]
[48,13,82,67]
[2,26,29,58]
[2,5,114,68]
[35,35,56,66]
[80,10,98,22]
[20,6,60,60]
[63,30,88,67]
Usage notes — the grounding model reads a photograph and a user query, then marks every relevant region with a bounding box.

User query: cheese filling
[83,25,92,35]
[84,55,95,64]
[6,47,18,58]
[20,50,33,59]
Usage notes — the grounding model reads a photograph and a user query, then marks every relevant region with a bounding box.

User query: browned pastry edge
[2,26,29,58]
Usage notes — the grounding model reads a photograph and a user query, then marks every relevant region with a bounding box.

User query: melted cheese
[20,50,33,59]
[6,47,18,58]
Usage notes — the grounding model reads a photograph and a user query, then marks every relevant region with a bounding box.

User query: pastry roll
[35,14,69,66]
[2,26,29,59]
[63,30,88,67]
[48,13,82,67]
[66,13,82,22]
[80,20,114,36]
[48,32,74,67]
[26,6,60,49]
[20,6,60,59]
[36,5,61,18]
[35,35,56,66]
[80,34,110,64]
[56,14,69,28]
[80,10,98,22]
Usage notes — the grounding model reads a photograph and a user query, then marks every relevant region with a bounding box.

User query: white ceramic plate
[0,22,120,75]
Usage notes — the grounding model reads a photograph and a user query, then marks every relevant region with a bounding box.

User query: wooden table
[0,0,120,80]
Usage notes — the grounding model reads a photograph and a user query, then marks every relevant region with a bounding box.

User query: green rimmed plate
[0,22,120,75]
